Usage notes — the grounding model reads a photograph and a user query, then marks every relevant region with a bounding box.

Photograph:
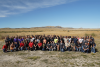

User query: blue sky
[0,0,100,28]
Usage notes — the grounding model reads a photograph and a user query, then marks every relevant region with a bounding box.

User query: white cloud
[0,0,78,17]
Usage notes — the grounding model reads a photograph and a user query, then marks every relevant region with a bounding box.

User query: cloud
[0,0,78,17]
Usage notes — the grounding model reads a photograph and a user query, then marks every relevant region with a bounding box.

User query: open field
[0,28,100,67]
[0,28,100,39]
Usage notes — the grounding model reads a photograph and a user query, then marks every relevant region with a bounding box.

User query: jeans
[52,47,56,51]
[75,47,78,51]
[83,49,89,53]
[26,47,28,50]
[78,47,81,51]
[42,48,45,51]
[46,48,52,51]
[3,48,6,52]
[20,47,24,51]
[91,47,95,53]
[91,44,96,53]
[67,47,70,51]
[76,47,81,51]
[11,50,14,52]
[64,46,70,51]
[60,48,64,52]
[81,46,83,52]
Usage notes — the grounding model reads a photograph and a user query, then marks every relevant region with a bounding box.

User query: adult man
[79,37,83,44]
[14,36,19,48]
[83,43,89,53]
[90,39,96,53]
[30,36,35,42]
[75,41,81,51]
[81,38,88,52]
[70,41,75,51]
[2,42,8,52]
[5,36,11,50]
[51,41,56,51]
[91,42,96,53]
[65,40,70,51]
[64,36,67,49]
[60,40,65,52]
[46,42,51,51]
[73,36,78,45]
[90,35,94,42]
[14,42,19,51]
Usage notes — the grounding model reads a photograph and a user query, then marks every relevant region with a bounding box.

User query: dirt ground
[0,28,100,67]
[0,39,100,67]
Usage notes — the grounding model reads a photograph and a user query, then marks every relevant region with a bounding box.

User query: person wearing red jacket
[19,41,24,51]
[2,42,8,52]
[38,41,42,50]
[29,41,34,51]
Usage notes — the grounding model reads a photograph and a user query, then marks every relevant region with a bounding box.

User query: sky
[0,0,100,28]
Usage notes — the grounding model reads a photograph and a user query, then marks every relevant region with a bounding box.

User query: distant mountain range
[0,26,99,29]
[31,26,64,28]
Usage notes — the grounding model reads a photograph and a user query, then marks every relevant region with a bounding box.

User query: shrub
[91,33,96,37]
[85,33,89,36]
[85,33,96,37]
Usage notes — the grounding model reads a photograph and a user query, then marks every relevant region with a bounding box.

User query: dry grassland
[0,28,100,67]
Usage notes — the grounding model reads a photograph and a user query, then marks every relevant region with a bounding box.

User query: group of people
[2,35,96,53]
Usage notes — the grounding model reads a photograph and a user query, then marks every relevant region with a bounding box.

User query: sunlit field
[0,28,100,67]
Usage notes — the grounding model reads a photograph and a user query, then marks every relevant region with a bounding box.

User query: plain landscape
[0,26,100,67]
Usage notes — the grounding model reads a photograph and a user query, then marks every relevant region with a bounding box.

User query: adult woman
[38,41,42,50]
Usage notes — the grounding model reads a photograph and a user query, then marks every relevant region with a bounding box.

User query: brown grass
[0,28,100,40]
